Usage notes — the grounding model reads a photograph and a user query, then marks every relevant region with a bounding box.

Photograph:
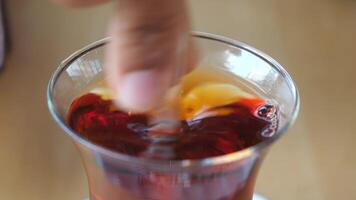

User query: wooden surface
[1,0,355,199]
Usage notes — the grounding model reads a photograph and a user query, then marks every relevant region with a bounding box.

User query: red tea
[68,92,277,160]
[66,68,279,200]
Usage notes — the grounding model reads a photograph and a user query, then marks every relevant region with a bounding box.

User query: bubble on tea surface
[256,102,279,137]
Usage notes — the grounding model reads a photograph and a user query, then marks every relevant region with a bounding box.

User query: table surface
[1,0,355,199]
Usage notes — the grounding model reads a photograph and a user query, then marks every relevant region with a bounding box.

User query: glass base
[84,194,267,200]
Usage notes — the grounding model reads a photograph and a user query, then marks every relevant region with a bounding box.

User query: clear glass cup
[47,32,299,200]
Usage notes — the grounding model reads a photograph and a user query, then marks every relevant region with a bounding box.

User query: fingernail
[116,70,167,113]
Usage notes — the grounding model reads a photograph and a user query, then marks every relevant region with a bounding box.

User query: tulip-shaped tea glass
[47,32,299,200]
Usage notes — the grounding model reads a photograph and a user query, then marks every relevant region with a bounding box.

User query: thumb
[105,0,196,112]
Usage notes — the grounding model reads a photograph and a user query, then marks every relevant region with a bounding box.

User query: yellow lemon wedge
[180,83,254,119]
[90,87,114,100]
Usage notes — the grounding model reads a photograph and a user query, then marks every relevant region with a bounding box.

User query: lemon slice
[180,83,254,119]
[90,87,114,100]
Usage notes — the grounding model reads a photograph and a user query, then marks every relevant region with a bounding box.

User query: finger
[105,0,197,112]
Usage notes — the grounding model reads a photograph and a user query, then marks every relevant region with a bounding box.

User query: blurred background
[0,0,355,199]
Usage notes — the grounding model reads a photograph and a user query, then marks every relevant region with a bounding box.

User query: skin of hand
[54,0,197,113]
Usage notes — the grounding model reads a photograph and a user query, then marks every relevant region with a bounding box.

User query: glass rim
[47,31,300,171]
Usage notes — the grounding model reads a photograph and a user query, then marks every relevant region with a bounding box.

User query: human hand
[54,0,196,112]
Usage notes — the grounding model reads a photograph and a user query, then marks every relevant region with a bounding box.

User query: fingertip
[115,70,169,113]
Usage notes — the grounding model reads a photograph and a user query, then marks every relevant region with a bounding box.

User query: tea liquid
[67,67,278,160]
